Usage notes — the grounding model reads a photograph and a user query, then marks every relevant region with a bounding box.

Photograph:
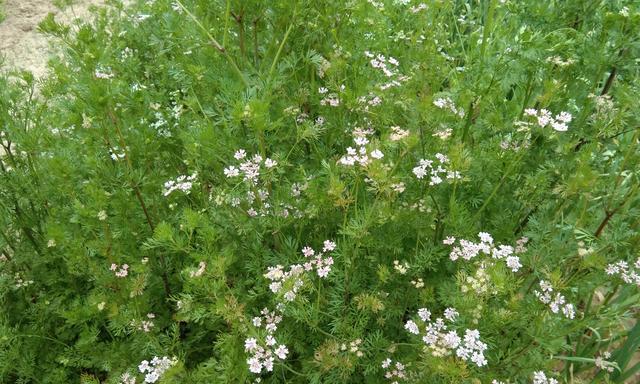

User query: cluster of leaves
[0,0,639,383]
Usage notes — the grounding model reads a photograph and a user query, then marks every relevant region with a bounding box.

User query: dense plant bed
[0,0,639,383]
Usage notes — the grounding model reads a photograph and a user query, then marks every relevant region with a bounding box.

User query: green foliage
[1,0,640,383]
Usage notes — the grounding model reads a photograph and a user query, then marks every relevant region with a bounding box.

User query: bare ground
[0,0,106,78]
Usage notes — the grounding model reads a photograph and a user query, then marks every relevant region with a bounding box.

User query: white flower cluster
[137,356,177,383]
[319,86,341,107]
[223,150,280,217]
[432,127,452,140]
[338,127,385,167]
[264,264,304,302]
[366,51,398,77]
[358,93,383,110]
[119,46,136,62]
[404,307,488,367]
[95,66,115,79]
[391,182,406,193]
[317,56,331,78]
[500,136,530,152]
[340,338,364,357]
[224,150,277,182]
[546,55,575,67]
[150,110,171,138]
[110,263,129,278]
[412,153,461,185]
[265,240,336,302]
[389,126,410,141]
[364,51,410,90]
[410,3,427,13]
[524,108,572,132]
[532,371,559,384]
[444,233,528,273]
[595,351,615,373]
[131,313,155,333]
[534,280,576,319]
[459,265,496,296]
[433,97,465,117]
[588,93,616,120]
[401,198,431,212]
[119,371,136,384]
[245,307,289,374]
[393,260,409,274]
[162,172,197,196]
[381,358,407,383]
[189,261,206,278]
[605,258,640,287]
[109,146,126,161]
[14,273,34,288]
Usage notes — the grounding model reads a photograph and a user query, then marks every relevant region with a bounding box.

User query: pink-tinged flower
[302,246,315,257]
[322,240,336,252]
[274,345,289,359]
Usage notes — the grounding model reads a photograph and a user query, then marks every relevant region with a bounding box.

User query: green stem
[474,150,526,220]
[223,0,231,47]
[176,0,248,87]
[479,0,497,73]
[267,5,297,83]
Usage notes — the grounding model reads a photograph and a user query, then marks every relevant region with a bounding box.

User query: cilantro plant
[1,0,639,383]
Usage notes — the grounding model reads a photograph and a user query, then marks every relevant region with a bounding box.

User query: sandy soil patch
[0,0,107,78]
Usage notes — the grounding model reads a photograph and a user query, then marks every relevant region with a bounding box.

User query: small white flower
[418,308,431,322]
[247,357,262,374]
[405,320,420,334]
[245,338,258,352]
[478,232,493,244]
[444,307,459,321]
[443,236,456,245]
[274,345,289,359]
[370,149,384,159]
[506,255,522,272]
[322,240,337,252]
[224,166,240,178]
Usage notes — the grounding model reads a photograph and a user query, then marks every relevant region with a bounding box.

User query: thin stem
[253,16,260,67]
[231,10,246,62]
[278,362,305,377]
[175,0,248,87]
[222,0,231,47]
[267,6,297,83]
[12,333,70,348]
[474,150,526,220]
[479,0,497,73]
[600,67,617,96]
[106,108,172,299]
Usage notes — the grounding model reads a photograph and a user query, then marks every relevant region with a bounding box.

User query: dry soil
[0,0,106,78]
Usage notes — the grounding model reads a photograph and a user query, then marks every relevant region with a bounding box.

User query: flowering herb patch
[0,0,639,383]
